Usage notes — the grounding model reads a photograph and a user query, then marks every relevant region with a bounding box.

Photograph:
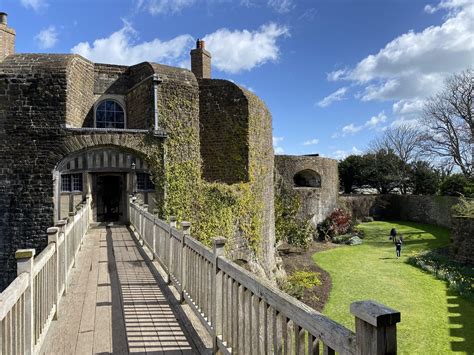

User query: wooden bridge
[0,199,401,354]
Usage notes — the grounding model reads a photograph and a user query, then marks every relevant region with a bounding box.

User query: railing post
[16,248,36,355]
[47,227,60,320]
[167,216,176,285]
[180,221,191,304]
[69,211,77,264]
[56,219,68,295]
[351,300,401,355]
[152,216,157,259]
[212,237,227,354]
[142,205,148,246]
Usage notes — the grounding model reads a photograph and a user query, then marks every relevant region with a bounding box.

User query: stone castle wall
[0,53,280,289]
[451,217,474,264]
[338,194,459,228]
[275,155,339,225]
[198,79,249,184]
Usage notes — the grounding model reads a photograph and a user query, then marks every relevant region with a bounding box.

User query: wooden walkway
[40,225,202,354]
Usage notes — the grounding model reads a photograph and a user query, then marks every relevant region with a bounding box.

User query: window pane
[137,173,154,191]
[97,101,107,111]
[105,111,114,122]
[115,112,124,123]
[137,173,146,190]
[72,174,83,191]
[61,175,71,192]
[95,100,126,129]
[106,100,115,110]
[96,111,105,122]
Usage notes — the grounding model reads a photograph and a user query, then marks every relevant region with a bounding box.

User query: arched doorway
[54,146,157,224]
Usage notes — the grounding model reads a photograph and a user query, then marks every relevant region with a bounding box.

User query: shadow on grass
[446,289,474,353]
[363,220,450,251]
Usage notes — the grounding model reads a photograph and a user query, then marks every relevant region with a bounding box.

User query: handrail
[32,244,56,277]
[0,273,29,320]
[0,196,91,355]
[129,201,401,355]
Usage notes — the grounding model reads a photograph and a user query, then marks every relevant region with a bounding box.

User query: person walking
[390,228,397,243]
[395,236,403,258]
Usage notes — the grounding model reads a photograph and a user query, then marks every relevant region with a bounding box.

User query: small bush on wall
[452,196,474,218]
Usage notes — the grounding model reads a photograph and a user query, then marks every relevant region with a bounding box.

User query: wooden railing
[0,197,91,355]
[130,201,401,355]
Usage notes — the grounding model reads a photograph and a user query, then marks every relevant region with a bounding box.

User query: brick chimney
[190,39,211,79]
[0,12,15,62]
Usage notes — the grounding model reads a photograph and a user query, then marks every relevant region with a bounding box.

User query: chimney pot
[196,39,205,49]
[0,12,7,25]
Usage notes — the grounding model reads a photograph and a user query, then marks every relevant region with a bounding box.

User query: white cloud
[20,0,47,11]
[273,136,284,154]
[71,21,288,72]
[268,0,294,13]
[35,26,58,49]
[331,146,362,160]
[392,99,425,116]
[302,139,319,146]
[136,0,195,15]
[71,22,194,66]
[317,87,348,107]
[333,111,387,138]
[328,0,474,103]
[203,23,289,74]
[364,111,387,129]
[342,123,362,136]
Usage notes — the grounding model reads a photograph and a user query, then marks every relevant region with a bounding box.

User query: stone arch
[53,132,165,223]
[293,169,321,188]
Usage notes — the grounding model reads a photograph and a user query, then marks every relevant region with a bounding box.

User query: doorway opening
[96,174,124,222]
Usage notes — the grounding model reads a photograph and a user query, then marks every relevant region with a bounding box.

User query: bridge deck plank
[41,225,199,354]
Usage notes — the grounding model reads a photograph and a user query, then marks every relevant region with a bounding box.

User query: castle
[0,12,338,290]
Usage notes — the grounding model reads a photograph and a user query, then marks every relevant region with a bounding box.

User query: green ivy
[147,83,268,257]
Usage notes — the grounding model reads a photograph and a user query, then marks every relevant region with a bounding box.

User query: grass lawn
[313,221,474,355]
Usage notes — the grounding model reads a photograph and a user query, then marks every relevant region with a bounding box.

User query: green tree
[439,174,472,196]
[361,149,405,194]
[339,155,365,193]
[410,161,440,195]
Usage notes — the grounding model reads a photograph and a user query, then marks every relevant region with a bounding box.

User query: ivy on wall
[145,81,267,258]
[274,174,314,249]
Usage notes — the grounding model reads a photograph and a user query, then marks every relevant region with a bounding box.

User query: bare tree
[421,69,473,178]
[369,124,422,193]
[370,124,422,164]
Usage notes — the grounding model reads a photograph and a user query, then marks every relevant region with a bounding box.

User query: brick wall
[0,22,14,62]
[190,48,211,79]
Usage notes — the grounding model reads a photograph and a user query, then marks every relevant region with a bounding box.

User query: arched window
[95,99,125,129]
[293,169,321,188]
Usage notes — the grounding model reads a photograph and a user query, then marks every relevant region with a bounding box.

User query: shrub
[452,196,474,218]
[317,208,352,241]
[282,270,321,300]
[407,250,474,301]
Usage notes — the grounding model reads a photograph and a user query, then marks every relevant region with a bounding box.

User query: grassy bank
[314,221,474,354]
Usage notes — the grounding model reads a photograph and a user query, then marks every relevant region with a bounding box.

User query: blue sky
[1,0,472,159]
